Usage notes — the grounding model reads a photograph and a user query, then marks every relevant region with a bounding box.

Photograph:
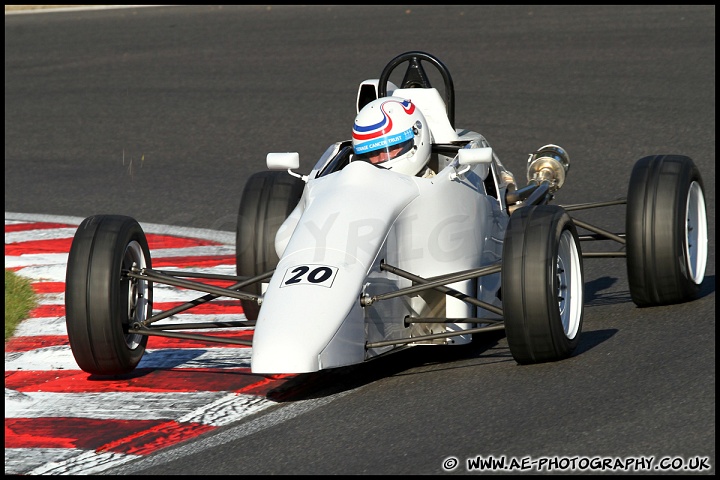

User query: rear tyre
[502,205,584,365]
[236,171,304,320]
[626,155,708,307]
[65,215,152,375]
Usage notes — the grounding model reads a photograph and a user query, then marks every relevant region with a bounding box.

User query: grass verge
[5,269,37,340]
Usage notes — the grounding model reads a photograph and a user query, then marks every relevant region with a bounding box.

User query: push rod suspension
[128,327,253,346]
[559,198,626,211]
[363,262,503,316]
[582,251,627,258]
[570,218,626,244]
[578,233,625,241]
[146,320,256,330]
[128,269,273,324]
[152,269,255,281]
[366,323,505,349]
[134,268,260,301]
[406,317,503,324]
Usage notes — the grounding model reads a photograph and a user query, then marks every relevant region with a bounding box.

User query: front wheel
[65,215,152,375]
[236,171,305,320]
[501,205,584,365]
[626,155,708,307]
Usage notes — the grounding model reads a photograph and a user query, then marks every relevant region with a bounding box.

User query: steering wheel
[377,51,455,129]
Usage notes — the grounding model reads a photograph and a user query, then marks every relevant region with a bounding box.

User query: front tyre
[236,171,304,320]
[65,215,152,375]
[626,155,708,307]
[502,205,584,365]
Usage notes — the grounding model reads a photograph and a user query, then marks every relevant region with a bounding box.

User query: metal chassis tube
[123,268,270,346]
[561,198,628,258]
[365,197,631,348]
[120,197,631,349]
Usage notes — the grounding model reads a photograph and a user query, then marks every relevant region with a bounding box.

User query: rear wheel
[65,215,152,375]
[502,205,584,365]
[626,155,708,307]
[236,171,304,320]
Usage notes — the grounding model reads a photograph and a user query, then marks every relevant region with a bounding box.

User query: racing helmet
[351,96,431,176]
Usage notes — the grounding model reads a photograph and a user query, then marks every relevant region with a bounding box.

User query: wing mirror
[266,152,307,182]
[458,147,493,165]
[267,152,299,170]
[450,147,493,180]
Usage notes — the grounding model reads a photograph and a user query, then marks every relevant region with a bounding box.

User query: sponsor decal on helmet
[352,99,415,142]
[353,128,414,154]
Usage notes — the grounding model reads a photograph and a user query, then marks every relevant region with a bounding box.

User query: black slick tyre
[626,155,708,307]
[65,215,152,375]
[236,171,304,320]
[502,205,584,365]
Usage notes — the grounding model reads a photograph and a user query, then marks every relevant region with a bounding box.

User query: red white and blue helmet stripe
[352,99,416,154]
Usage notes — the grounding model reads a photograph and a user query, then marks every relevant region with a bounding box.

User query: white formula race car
[64,51,708,376]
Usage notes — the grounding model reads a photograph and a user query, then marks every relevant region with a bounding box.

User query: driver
[351,97,434,177]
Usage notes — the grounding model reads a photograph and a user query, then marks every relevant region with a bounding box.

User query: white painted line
[177,392,277,427]
[5,346,252,371]
[33,292,64,305]
[11,262,237,284]
[10,263,72,282]
[6,391,230,420]
[5,212,236,245]
[4,246,237,270]
[6,390,277,425]
[11,316,68,337]
[28,450,142,476]
[5,227,78,243]
[4,253,70,269]
[4,448,106,476]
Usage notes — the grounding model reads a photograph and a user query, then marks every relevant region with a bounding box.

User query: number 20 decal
[281,265,338,288]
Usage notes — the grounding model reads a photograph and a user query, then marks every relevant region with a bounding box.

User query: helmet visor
[355,139,414,165]
[353,127,415,165]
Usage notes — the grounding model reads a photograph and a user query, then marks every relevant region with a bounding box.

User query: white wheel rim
[685,181,708,284]
[557,230,583,340]
[124,240,149,349]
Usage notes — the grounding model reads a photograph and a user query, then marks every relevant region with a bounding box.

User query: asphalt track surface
[5,5,715,475]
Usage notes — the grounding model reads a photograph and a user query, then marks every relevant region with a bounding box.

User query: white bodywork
[251,83,513,374]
